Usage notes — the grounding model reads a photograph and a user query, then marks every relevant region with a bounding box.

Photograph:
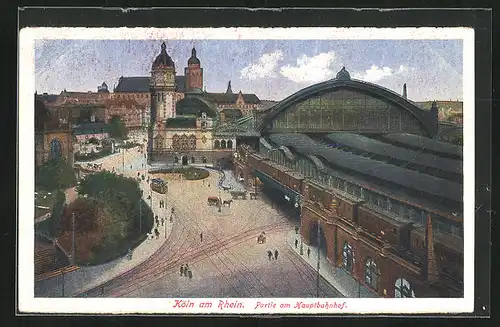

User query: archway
[182,155,188,166]
[309,221,327,257]
[214,140,220,149]
[221,140,227,149]
[49,138,62,161]
[227,140,233,149]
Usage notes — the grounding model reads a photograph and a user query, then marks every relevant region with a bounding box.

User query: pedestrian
[180,264,184,276]
[169,214,173,223]
[267,250,272,261]
[155,216,159,225]
[200,232,203,242]
[161,217,164,226]
[184,264,189,276]
[202,180,204,185]
[295,239,298,249]
[188,269,193,280]
[208,183,210,187]
[130,165,133,169]
[274,249,279,260]
[295,226,299,234]
[100,286,104,296]
[307,247,311,258]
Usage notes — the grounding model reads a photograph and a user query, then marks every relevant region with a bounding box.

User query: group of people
[180,264,193,279]
[159,200,165,208]
[155,215,165,227]
[294,239,312,258]
[267,249,279,261]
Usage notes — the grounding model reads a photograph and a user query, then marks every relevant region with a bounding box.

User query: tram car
[150,178,168,194]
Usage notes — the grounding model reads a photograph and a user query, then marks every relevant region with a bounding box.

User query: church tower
[184,47,203,91]
[150,42,176,123]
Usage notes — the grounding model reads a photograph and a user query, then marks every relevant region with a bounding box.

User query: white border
[19,27,474,314]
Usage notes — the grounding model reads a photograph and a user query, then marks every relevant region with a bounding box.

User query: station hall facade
[230,68,464,298]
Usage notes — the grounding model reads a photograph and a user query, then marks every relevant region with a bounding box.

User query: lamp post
[316,220,321,298]
[61,267,65,297]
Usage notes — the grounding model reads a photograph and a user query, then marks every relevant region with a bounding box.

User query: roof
[164,117,197,128]
[152,42,175,70]
[258,67,437,137]
[176,96,217,117]
[381,133,462,158]
[39,93,59,103]
[267,133,463,204]
[416,101,463,112]
[114,77,150,93]
[203,92,261,104]
[222,109,243,119]
[325,132,462,176]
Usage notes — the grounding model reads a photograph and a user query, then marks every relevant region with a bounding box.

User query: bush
[36,159,77,191]
[150,167,209,180]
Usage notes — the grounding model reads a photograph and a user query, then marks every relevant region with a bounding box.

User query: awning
[253,170,302,205]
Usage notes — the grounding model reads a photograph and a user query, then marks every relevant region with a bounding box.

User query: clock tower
[150,42,176,123]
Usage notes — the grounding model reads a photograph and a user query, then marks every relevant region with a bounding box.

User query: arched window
[172,134,180,150]
[394,278,415,298]
[227,140,233,149]
[49,138,62,161]
[342,242,354,273]
[221,140,227,149]
[180,135,189,150]
[189,135,196,150]
[214,140,220,149]
[364,258,379,290]
[174,156,179,164]
[154,134,164,150]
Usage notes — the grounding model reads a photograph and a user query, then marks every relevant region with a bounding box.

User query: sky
[34,39,463,101]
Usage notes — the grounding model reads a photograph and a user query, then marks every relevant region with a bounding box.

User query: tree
[108,115,128,141]
[36,159,77,191]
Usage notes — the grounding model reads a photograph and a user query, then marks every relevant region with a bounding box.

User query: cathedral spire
[226,80,233,94]
[425,213,439,283]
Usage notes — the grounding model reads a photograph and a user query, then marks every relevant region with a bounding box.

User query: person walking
[307,247,311,258]
[267,250,273,261]
[188,269,193,280]
[295,226,299,234]
[161,217,164,226]
[295,239,298,249]
[274,249,279,260]
[200,232,203,242]
[184,264,189,276]
[155,216,159,226]
[180,264,184,276]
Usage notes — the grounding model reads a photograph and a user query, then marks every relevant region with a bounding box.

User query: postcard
[19,26,474,314]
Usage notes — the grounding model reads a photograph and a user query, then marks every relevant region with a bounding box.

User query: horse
[222,199,233,207]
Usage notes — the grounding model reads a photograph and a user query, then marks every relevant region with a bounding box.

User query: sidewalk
[35,148,171,298]
[286,231,379,298]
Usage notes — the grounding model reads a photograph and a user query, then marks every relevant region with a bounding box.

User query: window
[394,278,415,298]
[227,140,233,149]
[221,140,227,149]
[364,258,379,290]
[154,134,164,150]
[49,138,62,161]
[342,242,355,274]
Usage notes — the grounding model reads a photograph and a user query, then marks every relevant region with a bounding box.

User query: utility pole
[71,213,76,265]
[139,198,142,233]
[316,221,320,298]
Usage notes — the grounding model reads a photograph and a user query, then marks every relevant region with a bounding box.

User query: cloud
[240,50,284,80]
[280,51,339,83]
[352,64,409,82]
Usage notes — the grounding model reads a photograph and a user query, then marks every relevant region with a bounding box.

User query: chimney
[425,213,439,283]
[402,83,407,99]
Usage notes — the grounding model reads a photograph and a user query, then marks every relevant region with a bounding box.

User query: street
[77,151,342,298]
